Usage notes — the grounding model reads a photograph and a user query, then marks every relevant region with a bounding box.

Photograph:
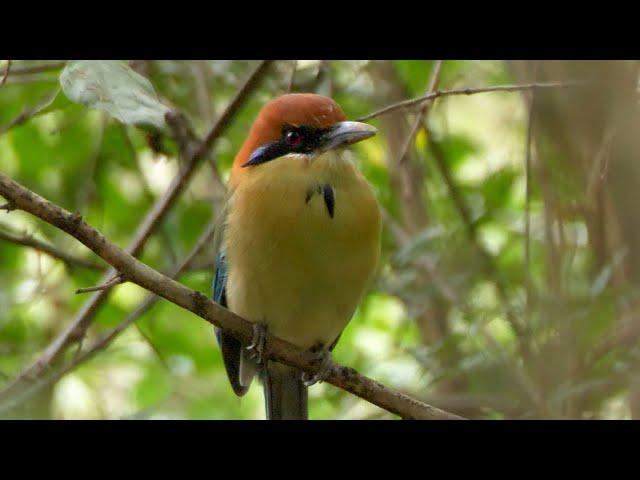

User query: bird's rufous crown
[231,93,347,185]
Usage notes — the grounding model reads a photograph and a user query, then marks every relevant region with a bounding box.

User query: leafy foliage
[0,60,637,419]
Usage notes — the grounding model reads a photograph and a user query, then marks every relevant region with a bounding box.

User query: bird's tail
[262,362,308,420]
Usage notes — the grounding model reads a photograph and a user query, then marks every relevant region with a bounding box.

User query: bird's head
[231,93,376,186]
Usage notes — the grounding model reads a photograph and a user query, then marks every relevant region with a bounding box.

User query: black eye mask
[242,125,330,168]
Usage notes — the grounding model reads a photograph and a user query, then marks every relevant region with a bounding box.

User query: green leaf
[393,60,433,95]
[437,134,479,171]
[60,60,170,131]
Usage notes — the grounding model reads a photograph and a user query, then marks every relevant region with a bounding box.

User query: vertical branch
[524,78,536,327]
[371,61,444,345]
[397,60,443,167]
[1,60,11,86]
[537,156,562,293]
[287,60,297,93]
[314,60,333,97]
[190,61,216,125]
[427,133,527,343]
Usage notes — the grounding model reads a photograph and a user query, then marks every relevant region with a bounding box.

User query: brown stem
[0,225,104,270]
[358,81,584,122]
[0,61,272,399]
[0,172,463,420]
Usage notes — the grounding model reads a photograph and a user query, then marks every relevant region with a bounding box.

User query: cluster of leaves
[0,60,635,419]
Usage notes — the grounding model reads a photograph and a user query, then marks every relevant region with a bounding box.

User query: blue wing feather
[213,250,249,396]
[212,251,228,307]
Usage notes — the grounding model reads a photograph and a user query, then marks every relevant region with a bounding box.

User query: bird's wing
[212,200,250,397]
[213,251,250,397]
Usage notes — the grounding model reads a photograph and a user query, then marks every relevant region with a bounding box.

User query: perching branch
[0,60,272,400]
[357,81,584,121]
[0,217,219,414]
[0,172,463,420]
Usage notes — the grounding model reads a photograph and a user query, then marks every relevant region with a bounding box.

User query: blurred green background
[1,60,639,419]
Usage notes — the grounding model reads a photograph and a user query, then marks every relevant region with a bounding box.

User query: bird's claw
[301,346,333,387]
[246,323,267,364]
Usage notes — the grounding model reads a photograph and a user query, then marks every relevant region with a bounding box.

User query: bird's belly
[225,162,380,350]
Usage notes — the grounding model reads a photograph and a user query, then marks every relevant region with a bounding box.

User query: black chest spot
[305,183,335,219]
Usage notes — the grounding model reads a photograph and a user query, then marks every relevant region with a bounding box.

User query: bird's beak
[321,121,377,152]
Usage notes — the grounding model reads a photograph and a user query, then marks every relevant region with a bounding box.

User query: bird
[212,93,381,419]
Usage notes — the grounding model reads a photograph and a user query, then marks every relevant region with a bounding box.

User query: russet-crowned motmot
[213,93,381,419]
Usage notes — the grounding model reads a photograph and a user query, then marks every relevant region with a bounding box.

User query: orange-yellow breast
[224,151,381,349]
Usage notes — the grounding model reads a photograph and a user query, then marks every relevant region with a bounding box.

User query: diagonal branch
[0,88,61,136]
[427,132,526,339]
[75,274,124,294]
[0,217,219,413]
[0,60,272,399]
[0,224,104,270]
[0,61,65,77]
[0,172,463,420]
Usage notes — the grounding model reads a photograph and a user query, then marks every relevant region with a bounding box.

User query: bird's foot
[301,344,333,387]
[246,323,268,364]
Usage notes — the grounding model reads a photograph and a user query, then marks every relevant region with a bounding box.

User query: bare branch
[197,61,273,157]
[427,130,528,343]
[358,81,584,122]
[0,225,104,270]
[0,61,65,77]
[380,205,459,305]
[397,60,443,166]
[1,60,11,86]
[0,88,60,136]
[0,172,463,420]
[75,274,124,294]
[287,60,297,93]
[524,76,537,327]
[0,61,272,399]
[0,218,220,412]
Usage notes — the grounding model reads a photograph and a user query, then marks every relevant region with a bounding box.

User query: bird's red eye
[285,130,303,147]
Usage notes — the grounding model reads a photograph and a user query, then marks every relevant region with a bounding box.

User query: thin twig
[0,225,104,270]
[0,172,463,420]
[0,61,65,77]
[0,61,272,400]
[0,88,60,136]
[198,61,272,157]
[75,114,107,213]
[314,60,332,96]
[380,205,459,305]
[1,60,11,86]
[358,81,584,122]
[427,131,527,342]
[190,61,216,124]
[75,275,124,294]
[397,60,443,166]
[287,60,297,93]
[524,78,536,327]
[0,218,220,411]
